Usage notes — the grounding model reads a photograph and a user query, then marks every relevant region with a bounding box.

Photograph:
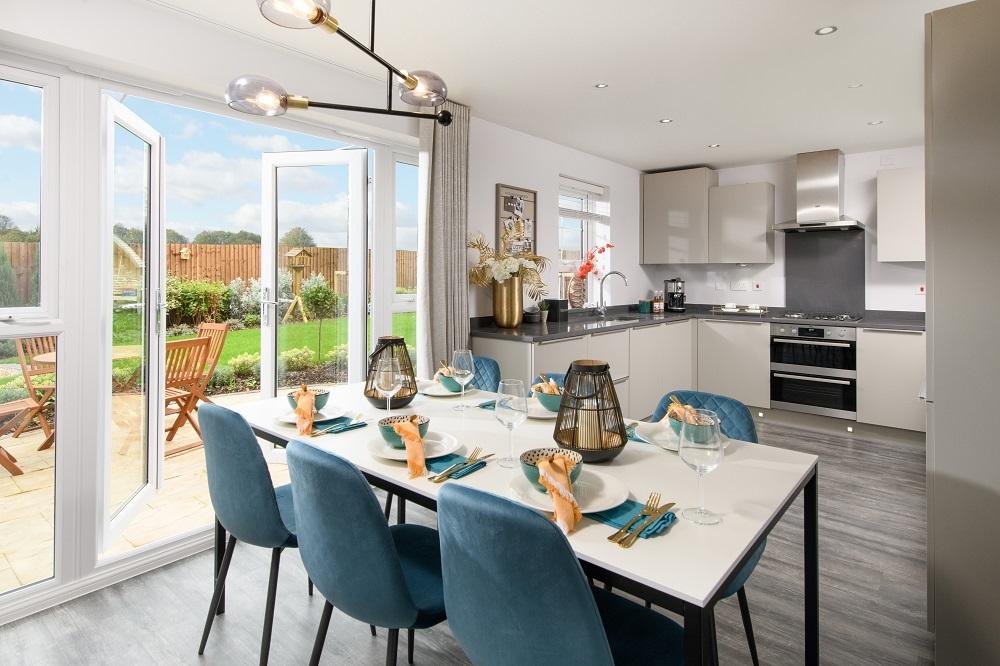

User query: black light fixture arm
[308,100,452,125]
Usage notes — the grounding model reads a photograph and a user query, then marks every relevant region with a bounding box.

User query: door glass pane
[275,164,351,389]
[0,78,43,309]
[108,123,151,519]
[392,161,418,372]
[0,335,56,594]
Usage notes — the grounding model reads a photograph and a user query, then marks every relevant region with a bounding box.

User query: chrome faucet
[597,271,628,317]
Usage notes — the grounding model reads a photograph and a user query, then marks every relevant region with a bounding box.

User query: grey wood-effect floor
[0,419,934,665]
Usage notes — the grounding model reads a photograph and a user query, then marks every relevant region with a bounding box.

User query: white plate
[632,420,680,451]
[418,381,474,398]
[366,431,461,461]
[276,407,347,425]
[508,469,630,514]
[527,398,558,420]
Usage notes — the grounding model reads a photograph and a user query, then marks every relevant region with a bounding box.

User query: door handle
[773,372,851,386]
[773,338,852,348]
[260,287,278,327]
[154,289,166,337]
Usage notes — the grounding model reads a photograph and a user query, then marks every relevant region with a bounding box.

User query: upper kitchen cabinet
[641,167,717,264]
[708,182,775,264]
[876,166,925,262]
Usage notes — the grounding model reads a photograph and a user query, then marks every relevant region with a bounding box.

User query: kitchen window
[557,176,611,303]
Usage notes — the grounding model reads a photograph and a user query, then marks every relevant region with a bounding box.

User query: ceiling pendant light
[228,0,453,125]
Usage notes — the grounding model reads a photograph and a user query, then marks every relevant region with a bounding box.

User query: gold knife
[618,503,675,549]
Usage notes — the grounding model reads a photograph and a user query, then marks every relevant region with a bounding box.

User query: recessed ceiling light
[867,120,884,125]
[708,143,720,148]
[658,118,674,124]
[594,83,609,89]
[847,83,864,89]
[815,25,838,36]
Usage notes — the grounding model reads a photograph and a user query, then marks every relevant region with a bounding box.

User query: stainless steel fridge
[925,0,1000,661]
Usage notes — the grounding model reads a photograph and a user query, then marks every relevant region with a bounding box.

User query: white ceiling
[148,0,961,170]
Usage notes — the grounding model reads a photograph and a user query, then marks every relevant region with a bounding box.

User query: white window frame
[557,176,611,305]
[391,154,418,312]
[0,63,59,321]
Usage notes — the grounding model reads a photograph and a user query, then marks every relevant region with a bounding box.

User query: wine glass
[495,379,527,468]
[678,408,725,525]
[375,358,402,412]
[451,349,475,411]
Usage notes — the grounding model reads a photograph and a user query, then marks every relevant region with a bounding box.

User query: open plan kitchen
[1,2,997,665]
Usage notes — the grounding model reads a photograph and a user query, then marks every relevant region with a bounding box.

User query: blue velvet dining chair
[197,404,302,666]
[649,389,764,665]
[287,441,447,666]
[471,355,501,392]
[437,484,684,666]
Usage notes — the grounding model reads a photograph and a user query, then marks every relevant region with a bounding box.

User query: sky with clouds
[0,79,418,251]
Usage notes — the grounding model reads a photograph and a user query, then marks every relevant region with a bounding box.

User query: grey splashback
[784,229,865,313]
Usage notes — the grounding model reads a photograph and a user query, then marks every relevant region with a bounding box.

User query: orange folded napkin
[293,384,316,436]
[531,375,560,395]
[537,454,582,534]
[391,417,426,478]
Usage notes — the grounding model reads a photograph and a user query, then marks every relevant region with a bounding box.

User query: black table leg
[683,602,713,665]
[214,518,226,615]
[804,470,819,665]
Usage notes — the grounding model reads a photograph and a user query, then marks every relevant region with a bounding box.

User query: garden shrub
[280,347,315,372]
[227,277,262,322]
[228,352,261,378]
[242,313,260,328]
[0,384,28,404]
[325,345,349,367]
[0,338,15,359]
[208,365,237,392]
[111,365,138,393]
[165,323,196,338]
[166,276,230,326]
[223,318,245,331]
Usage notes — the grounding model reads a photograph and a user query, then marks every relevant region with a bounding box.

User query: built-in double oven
[770,323,857,420]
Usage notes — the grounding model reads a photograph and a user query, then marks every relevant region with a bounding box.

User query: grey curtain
[417,100,470,377]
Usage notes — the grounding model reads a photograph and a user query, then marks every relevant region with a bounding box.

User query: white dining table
[223,382,819,666]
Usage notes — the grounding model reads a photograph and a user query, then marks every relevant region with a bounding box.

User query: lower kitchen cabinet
[532,335,589,379]
[629,320,697,418]
[587,330,630,381]
[697,319,770,408]
[857,328,927,432]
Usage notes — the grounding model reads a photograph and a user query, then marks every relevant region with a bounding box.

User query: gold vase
[568,276,587,309]
[493,276,523,328]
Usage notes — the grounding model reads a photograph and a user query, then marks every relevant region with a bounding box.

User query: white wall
[648,146,927,312]
[467,117,654,317]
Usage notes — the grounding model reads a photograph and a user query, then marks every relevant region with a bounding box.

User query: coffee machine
[664,278,686,312]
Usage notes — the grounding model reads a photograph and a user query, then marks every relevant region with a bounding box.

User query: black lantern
[553,360,628,462]
[364,336,417,409]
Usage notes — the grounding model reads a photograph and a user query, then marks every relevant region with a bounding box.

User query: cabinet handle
[613,376,629,384]
[539,336,584,345]
[707,319,765,325]
[862,328,924,334]
[773,372,851,386]
[773,338,852,348]
[591,330,627,338]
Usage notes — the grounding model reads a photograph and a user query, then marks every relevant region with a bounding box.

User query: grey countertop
[470,305,925,342]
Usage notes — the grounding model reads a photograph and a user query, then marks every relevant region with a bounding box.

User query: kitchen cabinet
[876,167,925,262]
[697,319,770,408]
[587,329,629,381]
[641,167,717,264]
[857,328,926,431]
[531,335,588,380]
[629,320,697,418]
[708,182,775,264]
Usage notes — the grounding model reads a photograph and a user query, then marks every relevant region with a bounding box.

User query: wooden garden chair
[0,399,35,476]
[163,337,210,456]
[13,336,57,452]
[191,322,229,406]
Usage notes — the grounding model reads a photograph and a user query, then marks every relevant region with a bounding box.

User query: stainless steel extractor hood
[773,149,865,232]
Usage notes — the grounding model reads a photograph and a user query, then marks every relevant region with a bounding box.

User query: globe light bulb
[398,70,448,108]
[258,0,330,29]
[226,75,289,116]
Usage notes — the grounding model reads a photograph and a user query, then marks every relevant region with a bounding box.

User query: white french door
[260,149,369,395]
[98,96,165,550]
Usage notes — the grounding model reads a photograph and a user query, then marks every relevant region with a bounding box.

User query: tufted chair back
[650,390,758,443]
[471,355,501,392]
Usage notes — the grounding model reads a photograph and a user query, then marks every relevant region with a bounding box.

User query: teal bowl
[286,389,330,412]
[519,448,583,493]
[532,390,563,412]
[668,416,714,444]
[438,374,462,392]
[378,415,430,449]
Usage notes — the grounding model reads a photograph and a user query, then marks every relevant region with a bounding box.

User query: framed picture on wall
[496,184,537,256]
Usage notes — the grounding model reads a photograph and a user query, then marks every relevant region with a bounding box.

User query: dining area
[195,341,819,666]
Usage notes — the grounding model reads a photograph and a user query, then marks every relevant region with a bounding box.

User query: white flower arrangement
[467,230,549,300]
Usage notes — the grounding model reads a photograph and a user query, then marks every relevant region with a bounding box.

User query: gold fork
[608,492,660,543]
[429,447,481,483]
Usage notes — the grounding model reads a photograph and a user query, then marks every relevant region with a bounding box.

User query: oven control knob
[839,330,846,337]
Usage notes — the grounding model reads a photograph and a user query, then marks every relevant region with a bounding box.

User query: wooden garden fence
[0,241,38,303]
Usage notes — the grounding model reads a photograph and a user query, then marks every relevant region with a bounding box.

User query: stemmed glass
[451,349,475,411]
[495,379,527,468]
[375,358,402,413]
[678,408,725,525]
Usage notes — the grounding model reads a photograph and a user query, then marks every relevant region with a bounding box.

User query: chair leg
[407,628,414,664]
[384,492,394,521]
[308,577,314,596]
[645,600,652,609]
[371,624,377,636]
[198,534,237,655]
[737,586,760,666]
[397,498,406,524]
[386,628,399,666]
[259,547,283,666]
[309,600,334,666]
[11,407,39,438]
[709,610,720,666]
